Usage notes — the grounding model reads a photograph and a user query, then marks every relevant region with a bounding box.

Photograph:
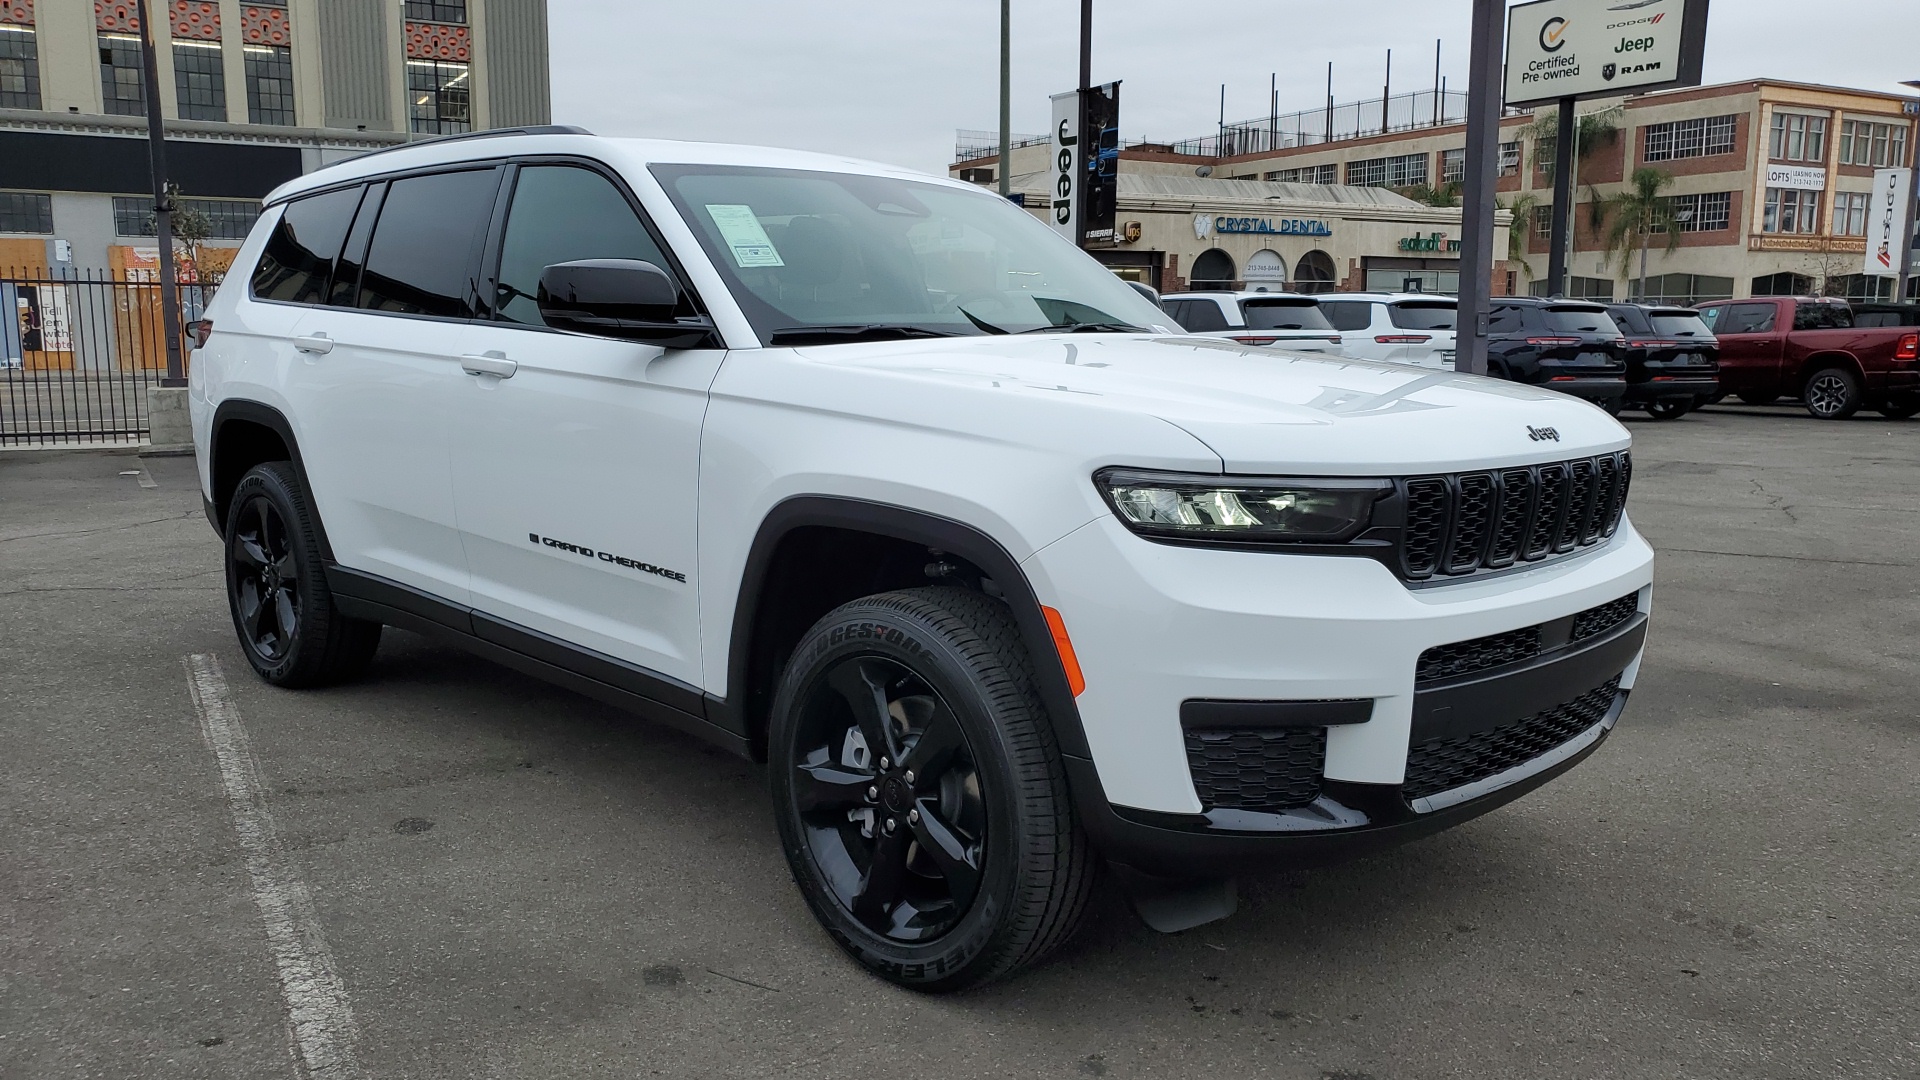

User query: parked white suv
[189,128,1654,991]
[1160,290,1345,354]
[1317,292,1459,369]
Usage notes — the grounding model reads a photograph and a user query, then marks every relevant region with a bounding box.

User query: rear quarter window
[1318,301,1373,332]
[1168,299,1229,332]
[249,186,363,305]
[1543,307,1620,335]
[1242,299,1333,331]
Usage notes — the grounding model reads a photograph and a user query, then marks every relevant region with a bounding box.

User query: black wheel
[1736,391,1779,406]
[1802,367,1861,420]
[223,462,381,687]
[768,587,1093,991]
[1877,398,1920,420]
[1644,398,1692,420]
[1704,391,1728,405]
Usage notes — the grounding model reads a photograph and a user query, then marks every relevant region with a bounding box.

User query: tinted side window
[1387,302,1456,331]
[1170,299,1229,332]
[250,186,362,305]
[1725,303,1777,334]
[328,183,384,307]
[1794,302,1851,330]
[1488,305,1523,332]
[1319,301,1373,332]
[357,168,500,318]
[493,166,673,327]
[1606,307,1653,335]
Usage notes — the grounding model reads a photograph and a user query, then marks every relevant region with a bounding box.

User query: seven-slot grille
[1400,452,1631,581]
[1415,591,1641,685]
[1184,728,1326,813]
[1402,677,1622,800]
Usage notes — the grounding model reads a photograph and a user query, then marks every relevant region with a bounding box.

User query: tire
[1802,367,1862,420]
[1877,398,1920,420]
[1644,398,1692,420]
[223,462,382,687]
[1704,391,1728,405]
[768,586,1094,991]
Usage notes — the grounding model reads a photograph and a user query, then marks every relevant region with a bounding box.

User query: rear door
[1385,300,1458,369]
[1238,296,1341,354]
[445,160,721,692]
[282,167,504,604]
[1701,301,1783,397]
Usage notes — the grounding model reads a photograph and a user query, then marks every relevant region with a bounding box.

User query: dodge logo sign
[1527,425,1561,443]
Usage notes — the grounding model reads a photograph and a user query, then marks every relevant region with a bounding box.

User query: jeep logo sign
[1049,90,1080,243]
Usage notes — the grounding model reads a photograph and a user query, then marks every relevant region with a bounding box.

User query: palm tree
[1497,193,1538,280]
[1527,105,1623,177]
[1591,167,1681,301]
[1403,180,1462,208]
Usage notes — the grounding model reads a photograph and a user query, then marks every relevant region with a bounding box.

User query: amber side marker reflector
[1040,605,1086,697]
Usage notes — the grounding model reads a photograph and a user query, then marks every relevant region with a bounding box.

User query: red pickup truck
[1695,297,1920,419]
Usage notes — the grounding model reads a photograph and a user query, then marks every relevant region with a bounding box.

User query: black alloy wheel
[231,494,301,662]
[1803,367,1862,420]
[791,654,986,943]
[768,587,1093,991]
[222,462,381,687]
[1644,398,1692,420]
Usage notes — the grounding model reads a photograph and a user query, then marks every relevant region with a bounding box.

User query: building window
[1640,273,1735,306]
[1536,137,1558,182]
[1529,276,1614,301]
[1498,140,1521,177]
[99,34,145,116]
[1643,115,1737,163]
[1440,147,1465,185]
[407,59,470,134]
[173,40,226,121]
[0,191,54,234]
[112,195,260,240]
[1752,272,1813,296]
[1669,191,1732,232]
[405,0,467,22]
[0,25,41,110]
[1266,163,1335,184]
[1839,119,1909,168]
[1769,113,1828,163]
[1535,203,1555,238]
[1835,191,1871,236]
[1763,188,1821,234]
[1346,153,1426,188]
[244,44,295,125]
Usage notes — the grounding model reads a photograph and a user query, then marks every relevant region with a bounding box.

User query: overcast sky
[550,1,1919,173]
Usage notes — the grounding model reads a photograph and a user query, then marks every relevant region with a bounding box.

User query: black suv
[1487,298,1628,412]
[1604,303,1720,420]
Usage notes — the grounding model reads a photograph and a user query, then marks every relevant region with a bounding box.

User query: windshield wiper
[1014,321,1152,335]
[766,324,965,346]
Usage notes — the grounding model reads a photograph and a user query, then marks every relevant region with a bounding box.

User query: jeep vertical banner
[1049,90,1081,243]
[1865,168,1913,277]
[1081,81,1121,247]
[1503,0,1708,109]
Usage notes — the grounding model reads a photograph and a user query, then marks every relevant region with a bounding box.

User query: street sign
[1865,168,1913,277]
[1504,0,1708,109]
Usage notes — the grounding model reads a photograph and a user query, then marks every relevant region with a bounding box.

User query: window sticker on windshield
[704,204,784,267]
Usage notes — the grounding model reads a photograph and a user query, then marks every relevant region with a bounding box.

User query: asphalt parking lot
[3,404,1917,1080]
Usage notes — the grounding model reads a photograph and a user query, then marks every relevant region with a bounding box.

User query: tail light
[1898,333,1918,361]
[1228,335,1278,346]
[1375,334,1432,344]
[1627,339,1659,348]
[188,318,213,349]
[1525,336,1581,346]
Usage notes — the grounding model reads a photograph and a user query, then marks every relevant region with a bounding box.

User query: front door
[447,162,721,690]
[1701,301,1784,398]
[281,168,503,605]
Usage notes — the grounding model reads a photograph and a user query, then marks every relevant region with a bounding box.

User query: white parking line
[185,653,363,1080]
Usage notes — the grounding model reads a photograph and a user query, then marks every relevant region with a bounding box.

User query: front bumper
[1024,513,1653,874]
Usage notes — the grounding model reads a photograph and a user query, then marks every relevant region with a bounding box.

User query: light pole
[1897,81,1920,303]
[1454,0,1503,376]
[997,0,1010,198]
[134,0,185,387]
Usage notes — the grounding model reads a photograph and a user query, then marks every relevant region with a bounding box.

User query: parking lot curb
[0,442,147,459]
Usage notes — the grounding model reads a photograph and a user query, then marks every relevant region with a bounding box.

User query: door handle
[292,333,333,355]
[460,352,517,379]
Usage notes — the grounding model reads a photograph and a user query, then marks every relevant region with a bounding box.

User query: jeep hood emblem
[1527,425,1561,442]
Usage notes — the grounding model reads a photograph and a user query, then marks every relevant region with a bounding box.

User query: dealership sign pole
[134,0,186,387]
[1456,0,1504,377]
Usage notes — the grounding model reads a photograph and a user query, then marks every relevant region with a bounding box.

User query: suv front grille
[1403,677,1621,800]
[1414,591,1641,685]
[1401,452,1631,582]
[1184,728,1325,813]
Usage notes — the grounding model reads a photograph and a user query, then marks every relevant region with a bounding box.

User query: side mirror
[1126,280,1162,309]
[536,259,718,348]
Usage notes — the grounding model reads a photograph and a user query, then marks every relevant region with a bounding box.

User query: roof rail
[349,124,594,163]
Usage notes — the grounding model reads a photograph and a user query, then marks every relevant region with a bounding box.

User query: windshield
[1241,298,1333,331]
[1387,302,1457,331]
[1544,307,1621,336]
[1650,312,1711,338]
[651,164,1173,342]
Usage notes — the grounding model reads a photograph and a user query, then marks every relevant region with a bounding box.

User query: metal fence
[2,268,196,446]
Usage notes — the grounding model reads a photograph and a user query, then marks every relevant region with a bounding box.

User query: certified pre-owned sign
[1504,0,1706,109]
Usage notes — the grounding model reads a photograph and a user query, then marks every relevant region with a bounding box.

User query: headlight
[1095,468,1389,544]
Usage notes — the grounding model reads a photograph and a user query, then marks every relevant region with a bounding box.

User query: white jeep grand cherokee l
[189,128,1654,991]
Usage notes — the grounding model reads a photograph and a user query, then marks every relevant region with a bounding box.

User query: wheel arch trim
[208,399,331,559]
[723,496,1093,763]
